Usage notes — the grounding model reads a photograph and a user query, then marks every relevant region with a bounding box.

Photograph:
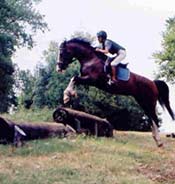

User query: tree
[33,64,51,108]
[0,0,48,48]
[153,17,175,82]
[15,67,35,109]
[0,0,47,112]
[0,34,16,112]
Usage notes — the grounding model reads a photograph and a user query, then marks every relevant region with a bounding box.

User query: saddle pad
[116,66,130,81]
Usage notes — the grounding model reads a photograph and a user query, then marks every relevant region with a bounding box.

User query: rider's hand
[95,48,101,52]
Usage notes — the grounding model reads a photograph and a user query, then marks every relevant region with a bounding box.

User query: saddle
[104,62,130,81]
[116,63,130,81]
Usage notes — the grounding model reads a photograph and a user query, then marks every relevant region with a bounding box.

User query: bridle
[57,41,73,70]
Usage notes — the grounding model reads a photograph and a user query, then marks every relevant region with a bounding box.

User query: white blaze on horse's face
[56,64,60,72]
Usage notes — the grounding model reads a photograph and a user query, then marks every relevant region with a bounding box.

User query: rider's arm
[96,39,112,54]
[96,48,109,54]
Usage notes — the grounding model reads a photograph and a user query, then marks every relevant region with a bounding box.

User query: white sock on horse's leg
[151,121,163,147]
[63,77,77,104]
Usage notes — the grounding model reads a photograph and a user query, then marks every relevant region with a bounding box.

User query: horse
[56,37,175,147]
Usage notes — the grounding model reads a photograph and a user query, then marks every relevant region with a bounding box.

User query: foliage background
[1,1,175,131]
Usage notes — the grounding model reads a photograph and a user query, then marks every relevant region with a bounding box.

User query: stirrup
[108,79,112,85]
[108,78,116,85]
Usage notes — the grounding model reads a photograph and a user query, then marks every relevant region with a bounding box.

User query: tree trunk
[0,116,75,146]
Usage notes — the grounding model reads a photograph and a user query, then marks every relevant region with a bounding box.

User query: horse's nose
[56,65,65,73]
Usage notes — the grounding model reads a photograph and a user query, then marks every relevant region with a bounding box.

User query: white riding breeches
[111,49,126,66]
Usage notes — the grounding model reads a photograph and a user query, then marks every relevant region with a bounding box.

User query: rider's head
[97,30,107,43]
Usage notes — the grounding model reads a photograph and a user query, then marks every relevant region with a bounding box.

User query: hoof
[63,90,71,104]
[157,142,164,148]
[63,96,70,104]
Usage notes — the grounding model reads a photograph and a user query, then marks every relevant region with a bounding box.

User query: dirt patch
[137,160,175,183]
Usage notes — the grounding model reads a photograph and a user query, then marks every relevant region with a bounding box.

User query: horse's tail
[154,80,175,120]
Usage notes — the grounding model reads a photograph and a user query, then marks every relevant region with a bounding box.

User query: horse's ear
[59,39,67,48]
[63,39,67,47]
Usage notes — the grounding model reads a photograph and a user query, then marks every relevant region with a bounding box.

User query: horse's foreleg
[63,75,93,104]
[151,121,163,147]
[63,77,77,104]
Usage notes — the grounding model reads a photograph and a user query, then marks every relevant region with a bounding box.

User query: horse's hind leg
[146,110,163,147]
[151,121,163,147]
[147,111,163,147]
[149,113,163,147]
[136,97,163,147]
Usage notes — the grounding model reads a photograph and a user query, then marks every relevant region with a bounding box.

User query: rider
[95,30,126,83]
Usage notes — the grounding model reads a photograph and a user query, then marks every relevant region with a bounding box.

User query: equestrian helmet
[97,30,107,39]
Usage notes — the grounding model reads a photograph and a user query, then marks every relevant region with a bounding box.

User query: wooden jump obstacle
[0,116,75,146]
[53,107,113,137]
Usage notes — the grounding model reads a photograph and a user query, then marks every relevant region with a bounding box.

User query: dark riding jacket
[98,39,125,54]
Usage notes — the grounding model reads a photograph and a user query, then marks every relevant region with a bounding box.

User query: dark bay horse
[56,38,175,147]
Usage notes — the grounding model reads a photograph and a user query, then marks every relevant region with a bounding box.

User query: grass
[0,132,175,184]
[1,110,175,183]
[1,108,54,122]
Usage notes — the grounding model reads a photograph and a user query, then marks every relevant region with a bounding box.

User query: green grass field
[1,110,175,184]
[0,131,175,184]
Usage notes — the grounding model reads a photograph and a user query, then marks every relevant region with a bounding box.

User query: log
[53,107,113,137]
[0,116,75,146]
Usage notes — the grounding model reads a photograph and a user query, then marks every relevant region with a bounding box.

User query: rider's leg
[111,66,117,82]
[111,49,126,82]
[105,57,113,83]
[104,57,111,74]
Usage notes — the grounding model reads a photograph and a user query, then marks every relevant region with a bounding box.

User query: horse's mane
[68,38,93,50]
[67,38,107,61]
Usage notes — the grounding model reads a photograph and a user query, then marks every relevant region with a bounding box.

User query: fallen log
[0,116,75,146]
[53,107,113,137]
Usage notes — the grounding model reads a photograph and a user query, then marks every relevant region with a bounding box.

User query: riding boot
[111,66,118,83]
